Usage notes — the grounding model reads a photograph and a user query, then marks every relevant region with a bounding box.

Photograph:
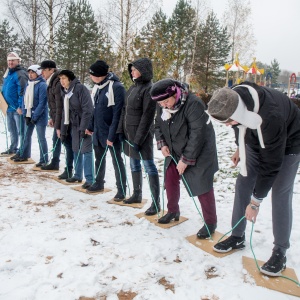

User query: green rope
[112,145,126,197]
[73,138,84,170]
[93,145,108,184]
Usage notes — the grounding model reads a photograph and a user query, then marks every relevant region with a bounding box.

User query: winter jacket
[88,72,125,148]
[22,76,48,126]
[117,58,156,160]
[232,81,300,198]
[61,78,93,153]
[47,71,63,130]
[155,92,218,196]
[2,65,28,112]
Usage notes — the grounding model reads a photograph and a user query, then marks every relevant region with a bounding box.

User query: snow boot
[123,171,142,204]
[144,174,160,215]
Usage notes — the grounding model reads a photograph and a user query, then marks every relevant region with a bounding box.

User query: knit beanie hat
[7,52,22,61]
[207,88,239,122]
[89,60,109,77]
[150,78,179,101]
[28,64,42,76]
[58,69,76,81]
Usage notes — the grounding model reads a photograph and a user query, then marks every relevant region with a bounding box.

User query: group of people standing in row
[1,51,300,278]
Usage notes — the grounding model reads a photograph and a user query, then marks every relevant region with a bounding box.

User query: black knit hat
[150,78,179,101]
[39,60,56,69]
[89,60,109,77]
[58,69,76,81]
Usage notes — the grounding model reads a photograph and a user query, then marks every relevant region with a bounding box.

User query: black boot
[123,171,142,204]
[197,223,217,239]
[87,181,104,193]
[158,212,180,224]
[41,160,59,170]
[145,174,160,215]
[58,167,73,179]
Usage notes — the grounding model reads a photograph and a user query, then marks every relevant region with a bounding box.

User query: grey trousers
[232,146,300,253]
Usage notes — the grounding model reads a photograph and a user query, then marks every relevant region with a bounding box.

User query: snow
[0,119,299,300]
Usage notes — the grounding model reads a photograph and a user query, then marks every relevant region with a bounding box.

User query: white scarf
[24,80,40,117]
[161,107,179,121]
[46,73,54,86]
[232,85,265,176]
[91,80,114,107]
[3,68,9,79]
[63,89,74,125]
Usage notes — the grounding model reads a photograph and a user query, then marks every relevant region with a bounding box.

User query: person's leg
[198,188,217,225]
[231,146,259,237]
[18,122,34,159]
[271,154,300,254]
[110,142,126,198]
[51,129,61,167]
[72,151,83,181]
[36,125,48,163]
[6,111,18,153]
[64,129,74,171]
[14,113,25,152]
[83,151,93,184]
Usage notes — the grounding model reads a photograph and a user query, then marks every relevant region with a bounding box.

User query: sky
[0,119,299,299]
[90,0,300,75]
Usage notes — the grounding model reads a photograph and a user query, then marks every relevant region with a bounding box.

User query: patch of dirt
[201,295,219,300]
[158,277,175,293]
[117,290,137,300]
[205,266,219,279]
[33,198,63,207]
[173,255,182,263]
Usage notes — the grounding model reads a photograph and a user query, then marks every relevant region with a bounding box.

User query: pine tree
[134,9,173,81]
[193,12,231,93]
[270,59,280,85]
[168,0,197,80]
[55,0,109,83]
[0,20,19,83]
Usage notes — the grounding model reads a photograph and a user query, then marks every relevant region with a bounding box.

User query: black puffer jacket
[233,81,300,198]
[117,58,156,160]
[47,71,63,130]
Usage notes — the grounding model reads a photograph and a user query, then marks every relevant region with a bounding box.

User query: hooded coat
[88,72,125,148]
[2,65,28,112]
[155,90,218,196]
[117,58,156,160]
[231,81,300,199]
[22,76,48,126]
[61,78,93,154]
[47,70,63,130]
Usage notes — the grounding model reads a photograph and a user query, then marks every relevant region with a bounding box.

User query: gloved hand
[133,143,141,153]
[31,119,36,125]
[25,117,31,126]
[119,133,126,142]
[80,131,87,139]
[60,135,66,144]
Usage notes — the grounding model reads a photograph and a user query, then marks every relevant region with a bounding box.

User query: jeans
[73,151,93,183]
[21,123,48,163]
[51,128,73,169]
[94,141,126,191]
[6,111,24,153]
[130,158,158,175]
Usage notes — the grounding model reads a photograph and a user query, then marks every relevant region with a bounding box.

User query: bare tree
[222,0,256,63]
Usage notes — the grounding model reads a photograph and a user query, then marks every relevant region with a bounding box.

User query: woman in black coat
[117,58,160,215]
[151,78,218,238]
[59,70,94,188]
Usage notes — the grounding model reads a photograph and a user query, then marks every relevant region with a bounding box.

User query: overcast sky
[91,0,299,75]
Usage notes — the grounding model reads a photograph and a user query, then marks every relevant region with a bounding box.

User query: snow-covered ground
[0,118,299,300]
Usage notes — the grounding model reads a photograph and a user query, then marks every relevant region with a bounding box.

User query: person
[39,60,73,179]
[59,70,94,189]
[1,52,27,155]
[207,82,300,276]
[150,78,218,238]
[11,65,48,166]
[117,58,160,216]
[86,60,127,199]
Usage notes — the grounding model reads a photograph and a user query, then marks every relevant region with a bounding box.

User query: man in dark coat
[207,82,300,276]
[59,70,94,188]
[86,60,126,199]
[39,60,73,179]
[150,78,218,238]
[117,58,160,215]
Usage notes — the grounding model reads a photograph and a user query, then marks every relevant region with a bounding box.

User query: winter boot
[123,171,142,204]
[58,167,73,180]
[41,160,59,170]
[144,174,161,215]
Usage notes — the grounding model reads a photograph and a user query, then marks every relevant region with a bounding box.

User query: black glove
[80,131,87,139]
[60,135,66,144]
[25,117,31,126]
[133,143,141,152]
[31,119,36,125]
[119,133,126,142]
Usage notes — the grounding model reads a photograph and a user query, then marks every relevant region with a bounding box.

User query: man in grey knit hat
[207,82,300,277]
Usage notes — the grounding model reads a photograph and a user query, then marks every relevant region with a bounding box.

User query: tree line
[0,0,282,91]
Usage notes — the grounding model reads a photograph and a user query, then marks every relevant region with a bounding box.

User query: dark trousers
[51,128,73,169]
[165,160,217,224]
[94,140,126,191]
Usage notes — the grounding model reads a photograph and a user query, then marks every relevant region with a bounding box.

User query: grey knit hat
[207,88,239,122]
